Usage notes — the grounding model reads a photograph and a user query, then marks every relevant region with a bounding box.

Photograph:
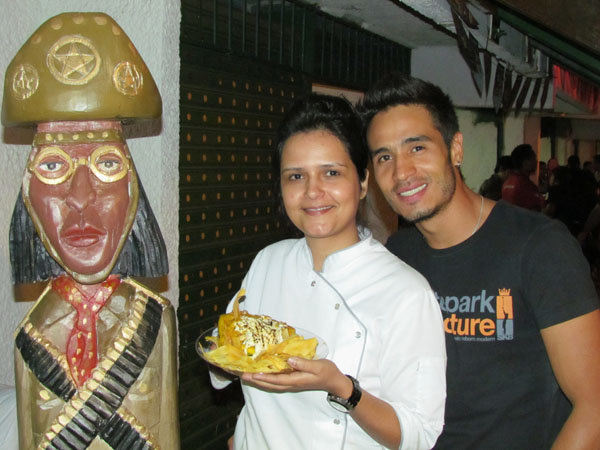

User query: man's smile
[399,183,427,197]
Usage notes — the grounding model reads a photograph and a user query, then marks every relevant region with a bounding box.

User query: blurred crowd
[480,147,600,291]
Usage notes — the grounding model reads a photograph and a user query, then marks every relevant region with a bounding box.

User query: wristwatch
[327,375,362,413]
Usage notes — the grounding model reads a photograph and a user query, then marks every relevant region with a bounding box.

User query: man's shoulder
[494,201,557,228]
[482,203,569,254]
[502,173,518,185]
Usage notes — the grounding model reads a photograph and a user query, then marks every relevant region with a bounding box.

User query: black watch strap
[327,375,362,413]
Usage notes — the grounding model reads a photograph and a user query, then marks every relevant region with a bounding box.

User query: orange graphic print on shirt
[496,289,514,340]
[438,288,515,341]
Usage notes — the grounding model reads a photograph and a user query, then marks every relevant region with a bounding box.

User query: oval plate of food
[196,289,328,375]
[196,325,328,376]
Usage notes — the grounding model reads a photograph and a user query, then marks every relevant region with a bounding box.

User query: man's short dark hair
[510,144,535,170]
[495,155,513,174]
[358,72,459,151]
[9,179,168,284]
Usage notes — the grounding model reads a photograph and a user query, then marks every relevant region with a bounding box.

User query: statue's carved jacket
[14,278,180,449]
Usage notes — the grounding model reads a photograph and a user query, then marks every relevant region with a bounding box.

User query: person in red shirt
[502,144,544,211]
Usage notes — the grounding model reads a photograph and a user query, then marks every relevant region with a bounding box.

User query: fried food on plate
[201,289,318,373]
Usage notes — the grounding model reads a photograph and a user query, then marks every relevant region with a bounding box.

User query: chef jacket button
[355,331,362,338]
[333,418,341,425]
[334,303,340,310]
[311,280,316,287]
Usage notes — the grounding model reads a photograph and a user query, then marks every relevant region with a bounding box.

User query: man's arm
[541,309,600,450]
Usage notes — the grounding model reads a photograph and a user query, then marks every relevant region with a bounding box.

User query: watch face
[326,375,361,413]
[327,395,351,412]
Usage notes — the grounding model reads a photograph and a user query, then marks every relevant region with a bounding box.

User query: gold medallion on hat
[11,64,39,100]
[46,35,101,85]
[113,61,143,96]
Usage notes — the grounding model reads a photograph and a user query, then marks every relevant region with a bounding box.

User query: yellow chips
[201,289,318,373]
[204,334,317,373]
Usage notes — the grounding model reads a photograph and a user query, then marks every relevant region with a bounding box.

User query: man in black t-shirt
[358,74,600,449]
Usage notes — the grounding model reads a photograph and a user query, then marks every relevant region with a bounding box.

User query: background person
[359,73,600,450]
[592,154,600,182]
[545,160,597,237]
[501,143,544,211]
[211,94,446,450]
[538,160,550,195]
[478,155,513,200]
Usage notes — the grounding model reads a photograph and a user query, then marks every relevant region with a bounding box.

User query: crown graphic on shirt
[498,288,511,296]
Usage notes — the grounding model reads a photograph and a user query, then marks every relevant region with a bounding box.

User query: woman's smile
[303,205,334,214]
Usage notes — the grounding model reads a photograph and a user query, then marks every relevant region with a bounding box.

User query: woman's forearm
[350,389,402,449]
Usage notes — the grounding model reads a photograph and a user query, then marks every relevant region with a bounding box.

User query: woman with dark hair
[211,94,446,449]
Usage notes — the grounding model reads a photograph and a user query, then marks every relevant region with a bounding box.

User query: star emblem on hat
[47,35,101,85]
[113,61,143,96]
[11,64,39,100]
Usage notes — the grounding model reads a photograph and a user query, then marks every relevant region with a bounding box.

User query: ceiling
[309,0,457,49]
[311,0,600,54]
[309,0,600,116]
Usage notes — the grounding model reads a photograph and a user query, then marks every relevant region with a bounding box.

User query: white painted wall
[540,137,552,164]
[412,45,532,192]
[578,141,596,165]
[0,0,180,385]
[504,114,528,158]
[457,109,499,192]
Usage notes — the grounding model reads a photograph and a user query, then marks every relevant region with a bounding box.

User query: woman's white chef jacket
[212,229,446,450]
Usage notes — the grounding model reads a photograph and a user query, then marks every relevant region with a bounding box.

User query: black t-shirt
[386,201,599,450]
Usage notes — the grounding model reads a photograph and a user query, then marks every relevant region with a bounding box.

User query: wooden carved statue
[2,13,180,449]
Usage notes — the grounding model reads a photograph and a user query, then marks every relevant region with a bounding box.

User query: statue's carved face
[24,138,135,282]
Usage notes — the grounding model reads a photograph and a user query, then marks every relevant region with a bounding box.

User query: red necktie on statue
[53,275,121,387]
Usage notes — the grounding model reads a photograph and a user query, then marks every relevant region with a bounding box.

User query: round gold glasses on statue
[28,145,130,185]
